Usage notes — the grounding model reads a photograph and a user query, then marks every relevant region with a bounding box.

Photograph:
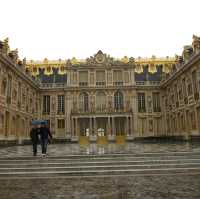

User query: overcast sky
[0,0,200,60]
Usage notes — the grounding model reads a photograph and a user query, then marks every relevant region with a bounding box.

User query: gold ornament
[148,64,157,73]
[135,64,143,73]
[44,66,53,75]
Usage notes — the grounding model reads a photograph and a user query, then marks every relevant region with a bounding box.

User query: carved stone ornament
[86,50,114,66]
[95,50,106,64]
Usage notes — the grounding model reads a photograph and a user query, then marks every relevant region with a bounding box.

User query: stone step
[0,167,200,178]
[0,152,199,178]
[0,151,200,160]
[0,158,200,168]
[0,155,200,164]
[0,162,200,173]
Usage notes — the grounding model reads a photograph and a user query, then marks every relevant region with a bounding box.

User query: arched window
[79,92,89,112]
[1,79,7,95]
[96,92,106,111]
[114,91,123,110]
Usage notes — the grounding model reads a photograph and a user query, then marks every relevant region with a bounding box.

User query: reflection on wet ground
[0,142,200,199]
[0,141,200,157]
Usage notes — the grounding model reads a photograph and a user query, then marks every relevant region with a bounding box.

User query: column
[130,115,133,136]
[112,117,115,136]
[75,118,78,136]
[89,117,93,136]
[93,117,97,136]
[126,116,129,136]
[71,118,74,136]
[107,117,111,136]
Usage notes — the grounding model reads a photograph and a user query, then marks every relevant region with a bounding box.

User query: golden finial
[71,57,78,65]
[43,58,48,64]
[121,56,129,63]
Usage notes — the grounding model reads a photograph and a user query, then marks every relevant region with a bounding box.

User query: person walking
[39,122,53,156]
[30,124,40,156]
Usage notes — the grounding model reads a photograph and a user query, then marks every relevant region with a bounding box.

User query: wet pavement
[0,142,200,199]
[0,142,200,157]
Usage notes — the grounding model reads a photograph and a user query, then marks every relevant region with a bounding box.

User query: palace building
[0,35,200,144]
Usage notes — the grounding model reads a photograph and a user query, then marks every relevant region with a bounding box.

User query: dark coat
[39,127,52,141]
[30,128,39,143]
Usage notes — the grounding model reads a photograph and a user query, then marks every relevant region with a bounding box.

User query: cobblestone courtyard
[0,142,200,199]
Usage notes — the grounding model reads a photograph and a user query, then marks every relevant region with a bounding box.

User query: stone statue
[2,38,9,54]
[192,35,200,52]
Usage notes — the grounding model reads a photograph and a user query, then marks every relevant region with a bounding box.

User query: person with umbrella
[30,121,40,156]
[39,121,53,156]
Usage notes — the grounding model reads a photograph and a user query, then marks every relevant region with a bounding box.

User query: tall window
[114,91,123,110]
[182,78,187,97]
[79,92,89,112]
[79,71,88,86]
[7,75,12,98]
[1,78,7,95]
[138,93,146,112]
[57,95,65,114]
[96,92,106,111]
[57,119,65,129]
[152,92,161,112]
[192,70,197,93]
[17,82,21,101]
[96,71,105,86]
[113,70,123,85]
[43,95,50,114]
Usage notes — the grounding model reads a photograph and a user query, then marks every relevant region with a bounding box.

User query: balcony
[138,108,146,113]
[135,81,160,86]
[40,83,65,88]
[96,82,105,86]
[57,111,65,115]
[113,81,123,86]
[71,106,132,115]
[42,111,50,115]
[79,82,88,87]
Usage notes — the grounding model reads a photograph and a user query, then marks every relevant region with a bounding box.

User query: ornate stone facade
[0,36,200,143]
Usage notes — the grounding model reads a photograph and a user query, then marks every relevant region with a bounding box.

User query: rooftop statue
[192,35,200,52]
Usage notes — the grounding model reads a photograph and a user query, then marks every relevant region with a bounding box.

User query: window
[114,91,123,110]
[43,95,50,114]
[138,93,146,112]
[7,75,12,98]
[96,71,105,86]
[192,70,197,93]
[187,82,193,96]
[113,70,123,85]
[152,92,161,112]
[57,119,65,129]
[79,71,88,86]
[79,92,89,112]
[1,78,7,95]
[57,95,65,114]
[18,82,21,102]
[182,78,187,97]
[96,92,106,111]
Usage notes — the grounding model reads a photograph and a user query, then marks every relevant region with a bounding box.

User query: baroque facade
[0,35,200,144]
